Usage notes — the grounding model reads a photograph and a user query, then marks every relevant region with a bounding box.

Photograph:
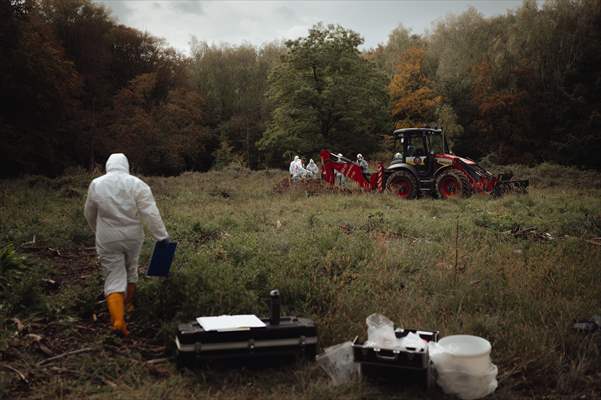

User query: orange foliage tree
[104,72,215,175]
[388,47,442,128]
[470,62,534,162]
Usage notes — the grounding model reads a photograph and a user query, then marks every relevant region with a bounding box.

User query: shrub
[0,244,48,316]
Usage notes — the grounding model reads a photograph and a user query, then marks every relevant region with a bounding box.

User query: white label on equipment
[196,315,266,332]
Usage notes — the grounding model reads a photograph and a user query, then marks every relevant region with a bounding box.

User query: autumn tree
[389,47,442,128]
[0,0,81,177]
[3,0,601,177]
[469,62,535,162]
[104,70,216,175]
[425,0,601,167]
[366,24,422,78]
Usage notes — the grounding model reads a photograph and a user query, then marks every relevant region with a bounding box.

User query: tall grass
[0,163,600,399]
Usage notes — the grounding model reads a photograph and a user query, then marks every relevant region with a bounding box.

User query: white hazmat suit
[289,155,300,177]
[335,153,346,186]
[356,154,369,174]
[306,159,319,178]
[84,154,169,296]
[289,155,308,181]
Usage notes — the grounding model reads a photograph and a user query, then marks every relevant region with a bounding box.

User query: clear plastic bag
[397,331,427,351]
[365,313,396,348]
[316,341,359,386]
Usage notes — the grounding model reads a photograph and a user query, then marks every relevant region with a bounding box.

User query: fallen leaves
[11,318,25,333]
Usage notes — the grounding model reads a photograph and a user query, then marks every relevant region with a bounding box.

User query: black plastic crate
[352,328,439,387]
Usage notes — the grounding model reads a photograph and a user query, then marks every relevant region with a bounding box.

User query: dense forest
[1,0,600,178]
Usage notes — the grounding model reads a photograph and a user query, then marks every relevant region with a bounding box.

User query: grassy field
[1,164,600,399]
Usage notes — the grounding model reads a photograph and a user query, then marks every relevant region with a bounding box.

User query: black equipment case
[175,290,318,368]
[352,328,439,388]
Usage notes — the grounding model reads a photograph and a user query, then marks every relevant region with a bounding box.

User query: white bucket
[437,335,492,374]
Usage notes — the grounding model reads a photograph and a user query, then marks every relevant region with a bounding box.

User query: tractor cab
[390,128,450,177]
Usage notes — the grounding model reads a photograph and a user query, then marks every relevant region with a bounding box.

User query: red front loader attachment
[319,149,385,192]
[449,157,529,197]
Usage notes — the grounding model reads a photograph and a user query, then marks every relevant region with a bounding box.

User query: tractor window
[429,134,445,154]
[406,135,427,158]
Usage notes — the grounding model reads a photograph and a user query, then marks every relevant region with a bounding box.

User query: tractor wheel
[386,171,418,199]
[435,170,472,199]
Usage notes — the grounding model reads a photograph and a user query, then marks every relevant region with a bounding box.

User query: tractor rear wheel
[386,171,418,199]
[435,170,472,199]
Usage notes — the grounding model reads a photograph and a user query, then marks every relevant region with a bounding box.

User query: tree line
[1,0,600,178]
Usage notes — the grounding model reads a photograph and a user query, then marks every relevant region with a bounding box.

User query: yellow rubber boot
[106,292,128,337]
[125,283,136,315]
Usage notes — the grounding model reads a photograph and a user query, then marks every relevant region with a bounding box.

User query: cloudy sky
[94,0,523,53]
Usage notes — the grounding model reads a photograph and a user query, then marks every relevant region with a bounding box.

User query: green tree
[366,24,421,78]
[259,24,390,166]
[436,104,463,146]
[189,41,284,168]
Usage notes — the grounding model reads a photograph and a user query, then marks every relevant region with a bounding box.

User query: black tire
[386,170,418,199]
[435,169,472,199]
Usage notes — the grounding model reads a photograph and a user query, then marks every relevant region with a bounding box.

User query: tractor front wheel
[386,171,418,199]
[435,170,472,199]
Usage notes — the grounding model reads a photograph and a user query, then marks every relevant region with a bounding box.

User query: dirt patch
[21,245,98,284]
[2,246,169,398]
[272,178,353,195]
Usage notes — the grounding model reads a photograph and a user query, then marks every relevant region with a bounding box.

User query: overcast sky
[94,0,524,53]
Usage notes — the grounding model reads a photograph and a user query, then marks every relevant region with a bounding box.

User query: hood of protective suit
[106,153,130,174]
[306,159,319,174]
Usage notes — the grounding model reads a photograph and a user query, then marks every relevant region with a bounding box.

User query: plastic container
[436,335,491,374]
[436,364,498,399]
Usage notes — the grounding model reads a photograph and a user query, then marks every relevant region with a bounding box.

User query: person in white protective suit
[306,159,319,178]
[289,155,300,180]
[289,155,307,181]
[299,158,310,178]
[335,153,346,186]
[84,153,169,337]
[356,154,369,175]
[289,155,299,176]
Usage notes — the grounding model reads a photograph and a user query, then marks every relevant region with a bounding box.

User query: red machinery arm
[319,149,384,192]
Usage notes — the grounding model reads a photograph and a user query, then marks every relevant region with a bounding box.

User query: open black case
[352,328,439,388]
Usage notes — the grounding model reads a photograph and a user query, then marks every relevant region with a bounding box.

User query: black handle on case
[270,289,280,326]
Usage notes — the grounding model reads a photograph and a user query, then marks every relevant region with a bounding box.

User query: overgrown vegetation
[1,166,600,399]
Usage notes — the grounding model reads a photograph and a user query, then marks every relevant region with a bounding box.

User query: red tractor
[320,128,528,199]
